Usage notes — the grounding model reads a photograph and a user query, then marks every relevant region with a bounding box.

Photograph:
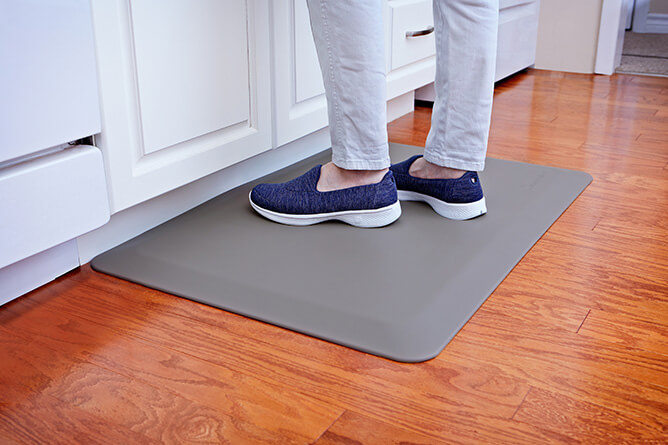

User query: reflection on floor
[617,31,668,76]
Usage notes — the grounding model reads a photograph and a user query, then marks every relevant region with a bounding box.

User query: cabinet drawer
[390,0,435,71]
[0,146,109,269]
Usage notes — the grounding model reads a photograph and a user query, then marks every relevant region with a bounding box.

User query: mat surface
[91,144,592,362]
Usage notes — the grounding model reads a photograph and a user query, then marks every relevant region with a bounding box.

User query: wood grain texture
[577,309,668,353]
[0,325,334,444]
[0,298,342,444]
[314,410,441,445]
[2,70,667,443]
[0,383,159,445]
[512,387,662,443]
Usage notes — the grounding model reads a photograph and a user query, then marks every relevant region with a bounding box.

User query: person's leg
[306,0,390,191]
[411,0,499,179]
[390,0,497,219]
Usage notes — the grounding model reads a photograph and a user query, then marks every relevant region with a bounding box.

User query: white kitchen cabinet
[91,0,273,213]
[496,0,540,81]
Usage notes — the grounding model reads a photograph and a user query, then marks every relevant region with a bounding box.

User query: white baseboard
[77,128,332,264]
[415,83,435,102]
[645,13,668,33]
[0,240,79,307]
[387,91,415,122]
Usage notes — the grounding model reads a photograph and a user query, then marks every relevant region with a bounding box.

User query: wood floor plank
[0,302,342,444]
[463,316,668,389]
[512,387,665,442]
[0,326,323,444]
[467,286,591,334]
[0,384,158,445]
[314,410,443,445]
[440,328,668,431]
[489,227,667,325]
[536,233,668,298]
[592,217,668,251]
[580,142,668,167]
[577,309,668,355]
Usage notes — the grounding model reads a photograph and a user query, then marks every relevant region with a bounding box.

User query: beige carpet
[617,31,668,76]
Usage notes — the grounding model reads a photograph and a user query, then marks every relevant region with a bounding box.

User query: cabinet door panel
[92,0,271,212]
[130,0,250,154]
[293,0,324,103]
[272,0,328,147]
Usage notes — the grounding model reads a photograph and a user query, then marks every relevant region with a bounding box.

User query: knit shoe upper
[250,165,398,215]
[389,155,483,204]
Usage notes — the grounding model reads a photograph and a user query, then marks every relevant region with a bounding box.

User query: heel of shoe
[433,197,486,220]
[340,201,402,228]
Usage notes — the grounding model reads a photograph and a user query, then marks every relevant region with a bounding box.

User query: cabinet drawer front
[390,0,436,71]
[0,146,109,269]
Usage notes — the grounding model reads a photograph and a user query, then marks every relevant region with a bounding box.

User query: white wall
[534,0,604,73]
[650,0,668,14]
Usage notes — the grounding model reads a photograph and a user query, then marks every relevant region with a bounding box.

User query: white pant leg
[306,0,390,170]
[424,0,499,171]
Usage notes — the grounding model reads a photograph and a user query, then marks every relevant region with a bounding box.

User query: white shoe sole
[249,193,402,228]
[398,190,486,220]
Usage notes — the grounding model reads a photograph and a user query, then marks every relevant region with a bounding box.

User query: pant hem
[332,157,391,170]
[332,142,391,170]
[423,150,485,171]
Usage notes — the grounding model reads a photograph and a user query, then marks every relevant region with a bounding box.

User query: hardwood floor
[1,69,666,444]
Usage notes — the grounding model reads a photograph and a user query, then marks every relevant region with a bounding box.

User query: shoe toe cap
[250,183,277,211]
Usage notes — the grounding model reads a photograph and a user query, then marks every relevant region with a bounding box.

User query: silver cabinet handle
[406,26,434,38]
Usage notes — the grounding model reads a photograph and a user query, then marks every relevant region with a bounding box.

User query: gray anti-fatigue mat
[91,144,592,362]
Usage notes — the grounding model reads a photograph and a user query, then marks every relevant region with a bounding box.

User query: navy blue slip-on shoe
[390,155,486,220]
[249,165,401,227]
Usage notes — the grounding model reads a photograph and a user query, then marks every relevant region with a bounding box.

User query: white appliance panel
[0,0,101,163]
